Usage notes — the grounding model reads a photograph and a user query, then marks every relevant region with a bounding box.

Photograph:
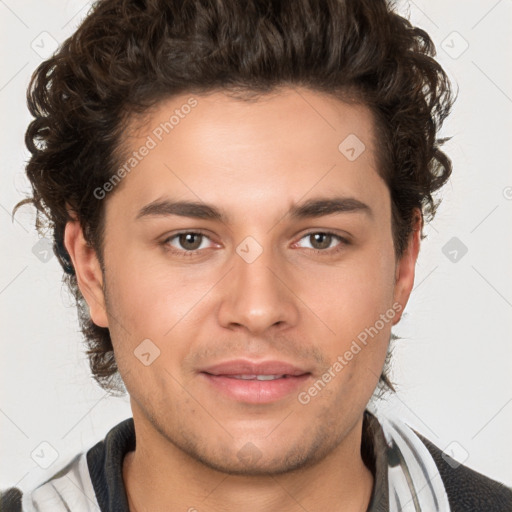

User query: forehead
[108,87,388,223]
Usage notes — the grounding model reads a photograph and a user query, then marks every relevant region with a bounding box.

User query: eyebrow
[135,196,372,223]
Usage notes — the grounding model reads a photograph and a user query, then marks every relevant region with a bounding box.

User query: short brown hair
[15,0,454,393]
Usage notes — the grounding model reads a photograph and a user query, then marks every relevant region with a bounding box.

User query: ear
[64,220,109,328]
[391,209,422,325]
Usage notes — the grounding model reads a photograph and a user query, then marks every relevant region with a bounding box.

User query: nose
[217,241,300,335]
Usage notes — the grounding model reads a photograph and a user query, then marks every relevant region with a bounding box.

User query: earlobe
[64,220,109,328]
[392,210,422,325]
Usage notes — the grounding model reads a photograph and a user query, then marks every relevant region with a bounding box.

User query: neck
[123,412,374,512]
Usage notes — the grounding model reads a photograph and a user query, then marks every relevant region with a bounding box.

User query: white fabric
[377,413,451,512]
[22,453,100,512]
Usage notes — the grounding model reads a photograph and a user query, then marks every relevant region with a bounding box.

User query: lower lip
[200,373,311,404]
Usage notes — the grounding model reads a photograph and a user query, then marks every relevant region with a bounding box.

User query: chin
[177,429,334,477]
[191,449,320,476]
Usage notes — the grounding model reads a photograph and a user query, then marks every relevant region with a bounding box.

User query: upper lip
[200,359,310,377]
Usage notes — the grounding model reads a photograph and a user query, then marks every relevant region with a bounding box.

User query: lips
[199,359,311,404]
[201,360,309,377]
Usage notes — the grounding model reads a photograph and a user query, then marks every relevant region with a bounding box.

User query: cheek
[300,244,396,394]
[102,255,218,386]
[103,244,205,334]
[306,251,396,336]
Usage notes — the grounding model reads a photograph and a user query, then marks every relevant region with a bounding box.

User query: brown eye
[177,233,204,251]
[295,231,348,254]
[309,233,334,250]
[163,231,212,255]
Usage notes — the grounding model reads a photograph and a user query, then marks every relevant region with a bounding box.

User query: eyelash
[161,230,349,257]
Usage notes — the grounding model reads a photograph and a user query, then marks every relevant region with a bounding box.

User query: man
[3,0,511,510]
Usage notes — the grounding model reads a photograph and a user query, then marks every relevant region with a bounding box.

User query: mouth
[199,360,312,404]
[219,374,290,380]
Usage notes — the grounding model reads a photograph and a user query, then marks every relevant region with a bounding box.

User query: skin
[65,87,421,512]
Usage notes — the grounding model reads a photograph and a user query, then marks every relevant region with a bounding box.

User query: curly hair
[14,0,454,393]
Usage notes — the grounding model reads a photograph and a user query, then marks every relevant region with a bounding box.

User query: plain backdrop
[1,0,511,494]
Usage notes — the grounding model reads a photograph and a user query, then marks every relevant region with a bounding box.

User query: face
[66,87,419,475]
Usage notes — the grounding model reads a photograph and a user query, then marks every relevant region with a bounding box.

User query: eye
[163,231,214,255]
[161,230,349,257]
[295,231,348,254]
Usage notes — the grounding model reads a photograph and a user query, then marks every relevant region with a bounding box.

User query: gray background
[1,0,511,493]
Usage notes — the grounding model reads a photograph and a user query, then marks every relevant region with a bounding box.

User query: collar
[85,411,390,512]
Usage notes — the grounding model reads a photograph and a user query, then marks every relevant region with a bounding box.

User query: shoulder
[415,431,512,512]
[1,452,99,512]
[1,454,88,512]
[1,417,134,512]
